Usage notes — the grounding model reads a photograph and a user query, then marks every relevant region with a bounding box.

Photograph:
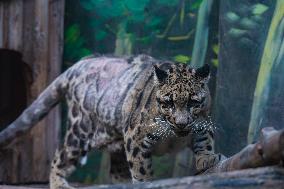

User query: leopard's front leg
[192,129,223,173]
[124,126,156,183]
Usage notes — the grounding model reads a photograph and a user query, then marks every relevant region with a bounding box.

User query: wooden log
[205,127,284,173]
[71,166,284,189]
[0,166,284,189]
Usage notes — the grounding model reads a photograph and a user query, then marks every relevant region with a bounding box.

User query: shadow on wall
[0,49,32,131]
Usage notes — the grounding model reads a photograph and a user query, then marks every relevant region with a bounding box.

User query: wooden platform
[1,166,283,189]
[0,186,46,189]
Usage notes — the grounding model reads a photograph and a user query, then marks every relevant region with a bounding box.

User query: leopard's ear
[195,64,210,81]
[153,65,168,83]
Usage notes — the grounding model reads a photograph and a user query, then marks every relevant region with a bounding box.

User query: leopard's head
[153,62,211,137]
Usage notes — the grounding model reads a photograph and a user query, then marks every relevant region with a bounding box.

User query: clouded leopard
[0,55,222,189]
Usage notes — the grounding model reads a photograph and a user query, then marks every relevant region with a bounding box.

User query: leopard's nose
[175,116,193,129]
[176,123,187,129]
[175,117,189,128]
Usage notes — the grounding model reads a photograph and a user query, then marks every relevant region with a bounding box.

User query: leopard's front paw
[50,171,75,189]
[196,153,222,172]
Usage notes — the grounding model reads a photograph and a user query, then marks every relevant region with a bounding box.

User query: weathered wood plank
[22,0,35,65]
[29,0,50,181]
[0,2,4,47]
[45,0,65,173]
[8,0,23,51]
[0,1,10,48]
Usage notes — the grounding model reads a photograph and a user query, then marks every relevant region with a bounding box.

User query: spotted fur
[0,55,222,188]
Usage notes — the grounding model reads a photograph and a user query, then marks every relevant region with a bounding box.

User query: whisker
[191,116,217,133]
[147,116,217,140]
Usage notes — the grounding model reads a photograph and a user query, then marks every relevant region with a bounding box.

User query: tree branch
[204,127,284,174]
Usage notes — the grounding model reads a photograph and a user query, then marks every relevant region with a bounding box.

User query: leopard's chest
[152,135,192,156]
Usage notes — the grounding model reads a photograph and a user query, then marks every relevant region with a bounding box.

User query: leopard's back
[65,55,156,128]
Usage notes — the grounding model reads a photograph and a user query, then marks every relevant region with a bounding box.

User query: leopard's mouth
[166,121,193,137]
[153,117,196,137]
[157,116,215,137]
[173,130,190,137]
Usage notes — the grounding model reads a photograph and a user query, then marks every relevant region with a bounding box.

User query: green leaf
[228,28,247,38]
[225,12,240,23]
[212,44,219,55]
[252,3,269,15]
[211,58,218,67]
[65,24,80,44]
[240,17,258,30]
[173,55,191,64]
[190,0,203,10]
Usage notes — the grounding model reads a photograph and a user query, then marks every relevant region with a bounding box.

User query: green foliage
[64,24,92,61]
[95,29,108,41]
[228,28,247,38]
[212,44,219,54]
[80,0,150,21]
[146,17,163,29]
[211,58,218,67]
[65,0,205,63]
[80,0,124,18]
[65,0,205,64]
[211,44,219,67]
[240,17,258,30]
[173,54,191,63]
[225,12,240,23]
[125,0,150,12]
[79,0,96,11]
[157,0,179,7]
[190,0,203,10]
[251,15,263,23]
[252,3,269,15]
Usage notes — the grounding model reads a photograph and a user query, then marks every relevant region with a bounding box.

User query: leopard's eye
[189,99,200,104]
[193,108,201,115]
[163,96,171,101]
[160,96,174,108]
[187,99,200,108]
